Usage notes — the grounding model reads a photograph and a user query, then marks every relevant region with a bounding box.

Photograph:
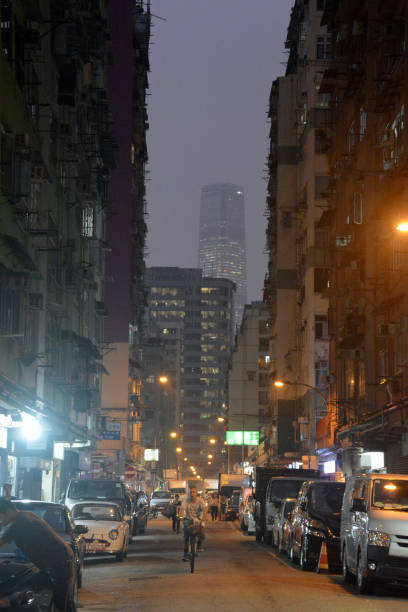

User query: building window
[316,35,331,60]
[347,121,356,153]
[314,268,330,293]
[81,206,94,237]
[353,192,364,224]
[315,129,330,154]
[315,176,330,199]
[315,315,328,339]
[259,337,269,352]
[247,371,256,381]
[359,108,367,141]
[258,390,268,405]
[315,360,329,389]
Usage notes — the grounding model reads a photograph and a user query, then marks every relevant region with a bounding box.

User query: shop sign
[225,431,260,446]
[144,448,159,461]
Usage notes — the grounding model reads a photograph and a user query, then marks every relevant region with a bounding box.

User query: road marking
[267,550,297,570]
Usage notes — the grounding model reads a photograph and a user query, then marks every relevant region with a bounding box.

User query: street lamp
[209,438,216,445]
[169,431,177,439]
[273,380,328,411]
[396,221,408,232]
[176,447,182,453]
[274,379,329,460]
[158,375,168,384]
[217,416,225,422]
[208,454,213,459]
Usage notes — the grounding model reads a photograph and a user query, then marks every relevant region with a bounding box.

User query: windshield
[72,504,121,521]
[309,484,345,516]
[152,491,170,499]
[68,480,125,501]
[284,501,295,518]
[14,504,69,534]
[269,480,305,503]
[372,479,408,510]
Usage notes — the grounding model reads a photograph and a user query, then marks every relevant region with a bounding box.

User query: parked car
[149,490,172,515]
[263,474,321,544]
[71,501,130,561]
[0,542,54,611]
[62,478,130,515]
[281,505,296,555]
[272,498,296,549]
[289,480,345,571]
[225,489,240,521]
[341,473,408,594]
[128,490,149,535]
[14,500,87,589]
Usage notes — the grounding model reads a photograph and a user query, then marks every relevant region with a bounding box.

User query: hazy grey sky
[146,0,293,301]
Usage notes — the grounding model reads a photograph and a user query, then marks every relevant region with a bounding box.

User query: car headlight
[109,529,119,540]
[307,519,326,538]
[368,531,390,547]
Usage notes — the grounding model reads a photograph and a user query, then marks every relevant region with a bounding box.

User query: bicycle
[183,518,201,573]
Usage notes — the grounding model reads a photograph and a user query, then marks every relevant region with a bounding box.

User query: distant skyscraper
[198,183,247,326]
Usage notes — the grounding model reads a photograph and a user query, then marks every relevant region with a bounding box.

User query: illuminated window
[81,206,94,237]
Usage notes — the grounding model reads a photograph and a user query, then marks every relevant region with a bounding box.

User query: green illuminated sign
[225,431,259,445]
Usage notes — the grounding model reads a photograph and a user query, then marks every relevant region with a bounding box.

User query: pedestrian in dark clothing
[171,494,182,534]
[0,498,75,611]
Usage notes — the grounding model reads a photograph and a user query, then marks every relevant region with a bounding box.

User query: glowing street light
[184,457,188,462]
[169,431,177,439]
[158,375,168,384]
[208,461,212,465]
[274,380,285,388]
[209,438,216,445]
[217,416,225,422]
[176,447,182,453]
[396,222,408,232]
[208,454,213,459]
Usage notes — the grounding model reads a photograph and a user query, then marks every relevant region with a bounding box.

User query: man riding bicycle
[180,486,206,561]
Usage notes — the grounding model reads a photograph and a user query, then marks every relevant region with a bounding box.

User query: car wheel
[289,538,298,564]
[356,551,373,595]
[300,537,311,571]
[342,546,354,584]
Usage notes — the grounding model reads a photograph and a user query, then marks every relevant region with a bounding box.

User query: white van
[341,473,408,594]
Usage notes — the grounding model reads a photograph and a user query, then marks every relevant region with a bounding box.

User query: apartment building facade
[264,0,330,467]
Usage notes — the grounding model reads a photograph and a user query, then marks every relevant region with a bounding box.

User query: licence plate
[86,543,107,552]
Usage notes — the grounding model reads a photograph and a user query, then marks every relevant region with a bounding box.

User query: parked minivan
[341,473,408,594]
[62,479,131,524]
[289,480,345,571]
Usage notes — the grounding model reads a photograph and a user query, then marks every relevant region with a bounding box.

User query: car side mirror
[74,524,88,535]
[351,497,367,512]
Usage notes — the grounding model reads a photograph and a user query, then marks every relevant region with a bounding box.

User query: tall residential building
[263,0,330,467]
[144,267,235,474]
[198,183,247,327]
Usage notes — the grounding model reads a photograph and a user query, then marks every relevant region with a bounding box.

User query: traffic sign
[125,465,137,479]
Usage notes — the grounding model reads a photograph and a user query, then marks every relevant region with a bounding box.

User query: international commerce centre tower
[198,183,247,327]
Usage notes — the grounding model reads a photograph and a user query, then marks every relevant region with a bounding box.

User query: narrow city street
[79,518,408,612]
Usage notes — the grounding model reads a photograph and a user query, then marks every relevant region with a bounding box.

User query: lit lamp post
[274,379,328,458]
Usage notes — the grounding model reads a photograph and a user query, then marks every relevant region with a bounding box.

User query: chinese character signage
[101,421,121,440]
[225,431,259,446]
[144,448,159,461]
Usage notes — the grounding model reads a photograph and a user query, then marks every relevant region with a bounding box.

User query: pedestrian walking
[0,498,76,611]
[171,494,182,534]
[209,493,218,521]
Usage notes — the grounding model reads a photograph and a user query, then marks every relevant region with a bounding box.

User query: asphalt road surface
[79,517,408,612]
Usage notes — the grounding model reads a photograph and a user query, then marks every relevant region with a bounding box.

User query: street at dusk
[79,519,408,612]
[2,0,408,609]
